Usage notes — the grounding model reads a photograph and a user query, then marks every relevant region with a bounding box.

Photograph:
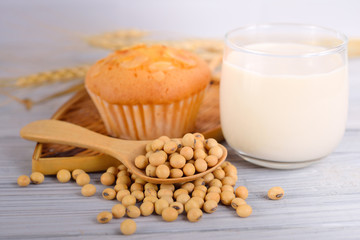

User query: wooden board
[32,84,222,174]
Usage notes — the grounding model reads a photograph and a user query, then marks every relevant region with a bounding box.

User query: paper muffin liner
[87,89,206,140]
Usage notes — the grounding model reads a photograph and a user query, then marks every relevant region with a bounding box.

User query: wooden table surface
[0,57,359,240]
[1,2,360,238]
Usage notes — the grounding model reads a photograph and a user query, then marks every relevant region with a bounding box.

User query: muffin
[85,44,211,140]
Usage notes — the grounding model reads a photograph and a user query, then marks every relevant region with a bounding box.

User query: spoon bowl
[20,120,227,184]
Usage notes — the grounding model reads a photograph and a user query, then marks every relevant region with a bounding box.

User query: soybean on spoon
[20,119,227,184]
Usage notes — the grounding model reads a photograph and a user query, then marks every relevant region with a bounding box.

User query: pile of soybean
[137,133,224,179]
[17,133,285,236]
[95,158,250,235]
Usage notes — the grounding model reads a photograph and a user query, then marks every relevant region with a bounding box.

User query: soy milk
[220,43,348,162]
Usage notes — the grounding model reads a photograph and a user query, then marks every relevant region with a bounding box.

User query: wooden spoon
[20,119,227,184]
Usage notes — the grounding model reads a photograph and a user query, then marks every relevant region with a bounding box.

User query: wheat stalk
[86,29,148,51]
[9,65,90,88]
[86,29,224,62]
[1,30,226,109]
[0,83,85,110]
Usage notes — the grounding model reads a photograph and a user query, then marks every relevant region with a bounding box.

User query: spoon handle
[20,119,119,156]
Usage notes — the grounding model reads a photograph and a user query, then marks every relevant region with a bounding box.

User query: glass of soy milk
[220,23,348,169]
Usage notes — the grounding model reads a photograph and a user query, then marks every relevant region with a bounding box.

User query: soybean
[126,205,141,218]
[30,172,44,184]
[235,186,249,200]
[102,188,116,200]
[231,198,247,209]
[76,173,90,186]
[81,184,96,197]
[203,200,218,213]
[187,208,203,222]
[267,186,285,200]
[100,172,115,186]
[170,202,184,214]
[236,204,252,218]
[57,169,71,183]
[140,201,154,216]
[122,195,136,207]
[134,155,148,169]
[220,191,235,205]
[155,199,169,215]
[17,175,30,187]
[120,219,136,235]
[161,207,178,222]
[97,211,112,223]
[71,169,85,180]
[112,204,126,218]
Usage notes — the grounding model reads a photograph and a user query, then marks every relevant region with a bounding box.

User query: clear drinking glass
[220,23,348,169]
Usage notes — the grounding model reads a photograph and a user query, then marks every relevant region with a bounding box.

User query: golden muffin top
[85,44,211,104]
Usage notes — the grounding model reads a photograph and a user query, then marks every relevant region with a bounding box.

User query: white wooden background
[1,1,360,239]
